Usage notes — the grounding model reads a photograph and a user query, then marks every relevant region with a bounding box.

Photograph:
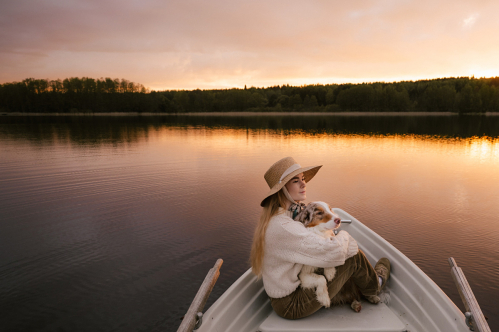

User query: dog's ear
[295,204,314,226]
[294,208,308,222]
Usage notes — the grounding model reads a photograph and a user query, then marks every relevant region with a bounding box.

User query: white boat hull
[196,209,470,332]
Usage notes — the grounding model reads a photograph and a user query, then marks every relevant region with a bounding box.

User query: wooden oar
[177,259,223,332]
[448,257,490,332]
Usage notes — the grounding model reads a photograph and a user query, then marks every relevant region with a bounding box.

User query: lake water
[1,114,498,331]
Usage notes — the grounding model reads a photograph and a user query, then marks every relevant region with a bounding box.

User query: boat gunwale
[196,208,470,332]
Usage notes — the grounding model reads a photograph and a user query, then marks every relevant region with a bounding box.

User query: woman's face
[285,172,306,202]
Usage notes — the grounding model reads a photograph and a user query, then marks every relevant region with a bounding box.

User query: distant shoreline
[4,77,499,114]
[2,111,499,116]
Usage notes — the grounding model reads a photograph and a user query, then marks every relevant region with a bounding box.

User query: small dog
[295,201,374,312]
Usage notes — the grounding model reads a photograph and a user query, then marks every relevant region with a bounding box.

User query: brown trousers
[270,250,379,320]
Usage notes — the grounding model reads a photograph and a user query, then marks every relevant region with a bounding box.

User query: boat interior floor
[259,301,407,332]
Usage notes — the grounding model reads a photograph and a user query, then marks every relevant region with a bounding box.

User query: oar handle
[448,257,490,332]
[177,259,223,332]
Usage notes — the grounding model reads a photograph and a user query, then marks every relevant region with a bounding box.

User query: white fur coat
[261,208,359,299]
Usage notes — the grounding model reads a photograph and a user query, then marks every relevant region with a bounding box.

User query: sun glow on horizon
[2,1,499,90]
[148,74,499,91]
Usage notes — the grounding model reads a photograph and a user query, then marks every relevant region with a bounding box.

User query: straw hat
[261,157,322,206]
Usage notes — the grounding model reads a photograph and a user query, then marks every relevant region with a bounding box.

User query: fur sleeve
[267,214,359,268]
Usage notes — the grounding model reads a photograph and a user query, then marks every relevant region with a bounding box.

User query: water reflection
[1,114,499,144]
[0,115,498,331]
[466,137,499,162]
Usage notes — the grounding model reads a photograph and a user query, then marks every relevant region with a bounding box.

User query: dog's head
[294,201,341,229]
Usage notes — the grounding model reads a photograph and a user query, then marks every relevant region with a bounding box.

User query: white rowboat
[178,208,490,332]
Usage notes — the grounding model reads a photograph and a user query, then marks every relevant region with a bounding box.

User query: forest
[1,76,499,114]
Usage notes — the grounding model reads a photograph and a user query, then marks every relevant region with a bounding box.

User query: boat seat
[259,301,407,332]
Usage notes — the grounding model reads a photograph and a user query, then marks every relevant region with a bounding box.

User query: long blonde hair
[250,190,288,278]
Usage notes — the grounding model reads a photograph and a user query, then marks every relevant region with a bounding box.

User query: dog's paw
[366,295,380,304]
[351,300,362,312]
[317,292,331,308]
[324,267,336,282]
[378,291,391,304]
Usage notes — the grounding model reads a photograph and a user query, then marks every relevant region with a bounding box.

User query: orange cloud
[1,0,499,90]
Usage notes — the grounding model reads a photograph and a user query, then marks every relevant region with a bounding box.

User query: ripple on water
[1,119,499,331]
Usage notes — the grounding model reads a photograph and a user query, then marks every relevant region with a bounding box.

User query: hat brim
[260,165,322,207]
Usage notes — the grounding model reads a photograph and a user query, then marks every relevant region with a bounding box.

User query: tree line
[1,76,499,113]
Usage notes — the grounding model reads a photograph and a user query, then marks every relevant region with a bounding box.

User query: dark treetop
[1,76,499,114]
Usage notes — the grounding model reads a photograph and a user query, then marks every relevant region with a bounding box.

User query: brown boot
[375,257,391,290]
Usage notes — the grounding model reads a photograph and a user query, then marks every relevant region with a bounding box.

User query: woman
[250,156,390,319]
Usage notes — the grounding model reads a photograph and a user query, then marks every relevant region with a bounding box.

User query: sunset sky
[1,0,499,91]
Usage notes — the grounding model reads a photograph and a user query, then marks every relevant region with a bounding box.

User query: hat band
[279,163,301,183]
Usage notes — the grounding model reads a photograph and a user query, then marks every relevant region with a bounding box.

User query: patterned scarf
[282,186,306,219]
[290,202,306,219]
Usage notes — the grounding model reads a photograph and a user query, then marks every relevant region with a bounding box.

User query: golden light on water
[153,127,499,168]
[2,117,499,331]
[466,137,499,162]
